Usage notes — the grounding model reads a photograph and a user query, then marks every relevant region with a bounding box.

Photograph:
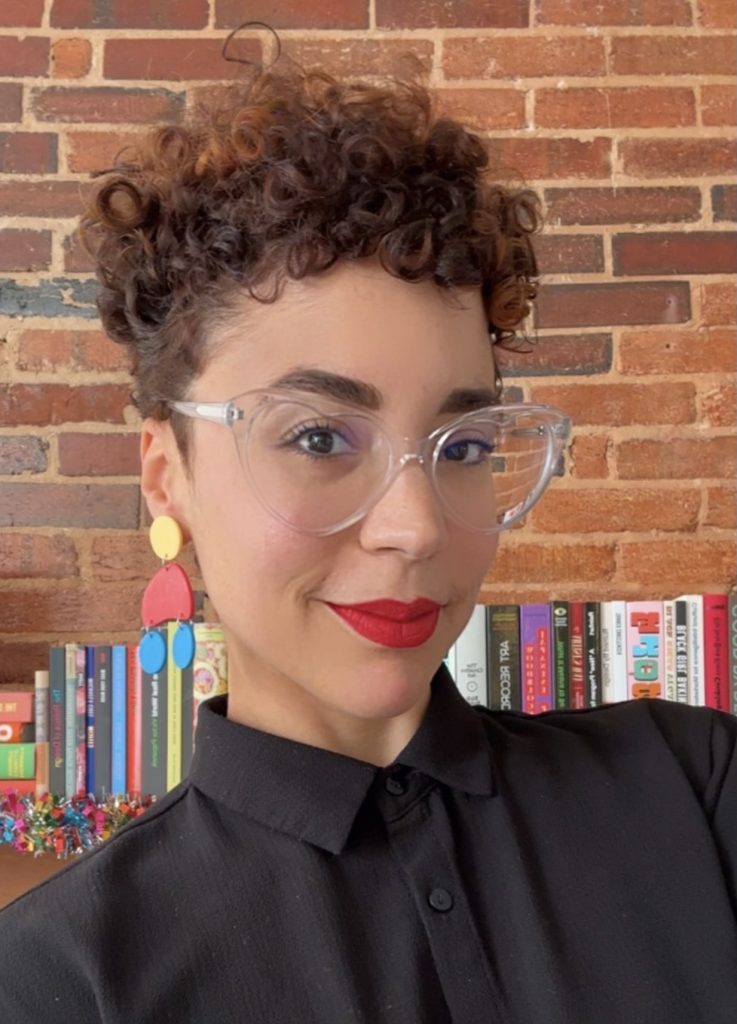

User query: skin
[140,258,500,767]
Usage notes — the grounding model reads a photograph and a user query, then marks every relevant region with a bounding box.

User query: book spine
[180,633,195,779]
[86,646,95,799]
[551,602,570,709]
[94,644,112,801]
[192,623,228,744]
[1,779,35,796]
[569,602,585,709]
[34,670,50,795]
[729,591,737,716]
[584,602,600,708]
[674,599,689,703]
[703,594,729,712]
[610,601,628,703]
[74,645,87,796]
[64,644,77,798]
[626,601,664,700]
[167,621,183,789]
[48,646,65,799]
[127,644,142,797]
[454,604,489,707]
[599,602,613,705]
[0,743,35,779]
[663,600,676,703]
[486,605,521,711]
[111,645,127,796]
[0,692,34,722]
[141,626,168,798]
[0,722,34,743]
[520,604,552,714]
[685,594,705,706]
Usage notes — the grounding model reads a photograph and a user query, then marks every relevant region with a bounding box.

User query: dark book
[585,602,600,708]
[729,590,737,716]
[93,644,112,801]
[48,646,66,799]
[569,602,586,709]
[486,605,521,711]
[551,602,570,709]
[674,599,689,703]
[141,626,168,799]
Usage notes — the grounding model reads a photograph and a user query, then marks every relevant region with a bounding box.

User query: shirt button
[384,776,407,796]
[428,888,454,912]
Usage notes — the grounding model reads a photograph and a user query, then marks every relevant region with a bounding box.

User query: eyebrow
[265,367,501,415]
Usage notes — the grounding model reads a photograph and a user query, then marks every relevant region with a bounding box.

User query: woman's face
[142,259,500,752]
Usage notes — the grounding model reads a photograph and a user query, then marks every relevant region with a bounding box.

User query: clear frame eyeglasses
[168,388,571,537]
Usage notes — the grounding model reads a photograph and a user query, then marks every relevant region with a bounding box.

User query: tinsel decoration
[0,789,155,859]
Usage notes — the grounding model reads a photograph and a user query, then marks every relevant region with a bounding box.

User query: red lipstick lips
[325,598,442,648]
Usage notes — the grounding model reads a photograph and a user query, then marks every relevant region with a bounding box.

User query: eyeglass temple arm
[168,400,244,426]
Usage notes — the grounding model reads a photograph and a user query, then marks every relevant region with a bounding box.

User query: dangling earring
[138,515,196,674]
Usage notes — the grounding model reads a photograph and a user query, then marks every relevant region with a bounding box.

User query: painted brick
[217,0,368,28]
[535,87,695,129]
[51,0,208,28]
[58,433,140,476]
[544,187,701,226]
[528,382,696,425]
[0,131,57,173]
[617,437,736,480]
[496,333,612,376]
[610,35,736,76]
[0,229,52,272]
[535,282,691,329]
[104,38,262,81]
[31,85,185,123]
[0,534,77,578]
[618,328,737,375]
[0,384,130,426]
[376,0,527,28]
[0,278,98,318]
[613,231,737,276]
[443,35,606,79]
[0,436,48,474]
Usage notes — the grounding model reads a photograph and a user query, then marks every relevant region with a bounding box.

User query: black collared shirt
[1,663,737,1023]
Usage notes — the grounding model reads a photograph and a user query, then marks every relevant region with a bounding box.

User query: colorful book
[568,602,586,709]
[0,722,34,743]
[0,743,35,779]
[679,594,704,706]
[551,602,570,709]
[192,623,228,744]
[486,605,521,711]
[92,645,112,801]
[609,601,628,704]
[455,604,488,707]
[126,643,142,797]
[584,602,600,707]
[140,625,168,799]
[662,600,676,703]
[703,594,729,712]
[166,621,183,789]
[520,604,552,715]
[111,645,128,796]
[65,644,86,798]
[49,646,66,798]
[625,601,664,700]
[729,590,737,716]
[0,692,34,722]
[181,634,196,780]
[34,668,50,798]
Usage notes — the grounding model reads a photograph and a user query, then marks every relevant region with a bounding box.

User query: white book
[454,604,489,707]
[610,601,628,703]
[599,602,614,704]
[663,600,676,703]
[680,594,705,707]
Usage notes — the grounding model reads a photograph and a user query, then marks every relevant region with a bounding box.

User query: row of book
[446,593,737,715]
[0,622,227,801]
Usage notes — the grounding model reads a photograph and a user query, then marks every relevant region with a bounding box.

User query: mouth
[324,600,442,649]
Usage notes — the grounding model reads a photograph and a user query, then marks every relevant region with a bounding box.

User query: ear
[139,417,193,543]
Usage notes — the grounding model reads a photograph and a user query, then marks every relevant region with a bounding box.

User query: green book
[0,742,36,779]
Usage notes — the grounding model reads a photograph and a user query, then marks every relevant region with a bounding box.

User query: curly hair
[81,62,542,469]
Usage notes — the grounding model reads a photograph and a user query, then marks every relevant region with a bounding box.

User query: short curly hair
[81,62,542,470]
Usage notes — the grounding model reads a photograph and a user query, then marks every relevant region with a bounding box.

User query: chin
[331,665,432,721]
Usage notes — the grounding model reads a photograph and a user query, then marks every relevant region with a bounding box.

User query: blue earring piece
[173,621,195,669]
[138,629,167,674]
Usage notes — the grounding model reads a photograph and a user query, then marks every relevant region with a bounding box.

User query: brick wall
[0,0,735,687]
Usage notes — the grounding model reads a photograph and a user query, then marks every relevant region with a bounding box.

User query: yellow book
[166,621,183,792]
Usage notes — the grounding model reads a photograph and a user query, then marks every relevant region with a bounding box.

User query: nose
[357,454,449,557]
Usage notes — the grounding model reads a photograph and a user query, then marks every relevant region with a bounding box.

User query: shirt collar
[189,662,495,855]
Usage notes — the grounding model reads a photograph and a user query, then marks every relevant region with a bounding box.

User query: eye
[441,434,496,464]
[281,420,357,459]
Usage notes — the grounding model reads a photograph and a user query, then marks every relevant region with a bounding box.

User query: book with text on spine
[454,604,488,707]
[625,601,663,700]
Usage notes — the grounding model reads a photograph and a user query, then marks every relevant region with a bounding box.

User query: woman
[0,60,735,1024]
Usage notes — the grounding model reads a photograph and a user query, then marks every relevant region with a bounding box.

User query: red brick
[703,486,736,529]
[0,132,57,173]
[16,329,128,373]
[611,35,736,76]
[0,0,44,26]
[700,282,736,325]
[620,540,736,587]
[66,130,146,173]
[217,0,368,28]
[569,434,610,479]
[0,435,47,474]
[496,333,612,376]
[0,181,90,217]
[617,437,737,480]
[31,85,184,123]
[701,381,736,427]
[529,382,696,426]
[702,85,737,127]
[487,136,611,180]
[696,0,736,27]
[536,0,691,24]
[90,532,199,583]
[0,36,49,76]
[62,230,95,273]
[0,384,131,427]
[532,485,700,533]
[377,0,527,27]
[443,35,606,79]
[0,483,139,530]
[0,533,78,578]
[535,87,695,129]
[51,37,92,79]
[52,0,208,27]
[104,38,262,81]
[1,583,141,633]
[613,231,737,276]
[58,433,140,476]
[434,88,526,131]
[287,39,434,77]
[713,186,737,223]
[618,328,737,375]
[0,229,51,272]
[534,234,604,274]
[621,138,737,178]
[492,540,616,584]
[536,282,691,329]
[544,187,701,226]
[0,82,22,121]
